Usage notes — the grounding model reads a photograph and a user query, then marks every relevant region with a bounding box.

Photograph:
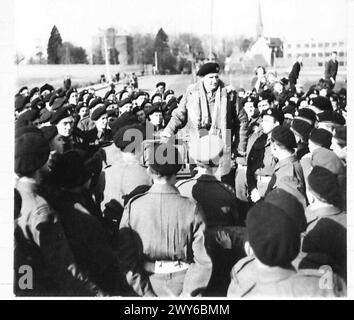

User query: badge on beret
[267,109,272,115]
[295,110,299,117]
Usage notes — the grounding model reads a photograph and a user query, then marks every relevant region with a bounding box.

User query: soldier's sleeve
[31,206,106,296]
[227,256,256,297]
[163,91,189,136]
[181,204,213,296]
[117,205,156,297]
[246,141,262,192]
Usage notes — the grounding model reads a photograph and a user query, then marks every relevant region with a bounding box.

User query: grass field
[15,64,145,91]
[16,64,347,95]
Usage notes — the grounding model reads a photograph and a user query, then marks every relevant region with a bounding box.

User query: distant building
[246,1,283,68]
[92,27,134,65]
[281,39,347,68]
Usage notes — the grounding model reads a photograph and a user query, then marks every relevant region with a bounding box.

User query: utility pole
[209,0,214,61]
[154,51,158,74]
[103,31,111,82]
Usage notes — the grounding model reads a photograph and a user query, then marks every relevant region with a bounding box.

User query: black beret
[104,89,115,100]
[88,97,103,110]
[65,88,78,100]
[50,150,91,189]
[309,128,332,149]
[15,131,50,176]
[113,124,145,151]
[78,89,89,102]
[132,91,146,100]
[280,77,289,85]
[31,97,45,110]
[109,112,137,136]
[118,90,128,101]
[150,93,162,103]
[51,96,66,111]
[163,90,175,100]
[308,166,340,205]
[258,90,275,103]
[317,111,346,125]
[29,87,40,99]
[197,62,220,77]
[38,109,53,124]
[246,201,300,267]
[282,102,297,115]
[261,108,284,125]
[147,102,163,116]
[91,105,107,121]
[294,108,317,125]
[271,125,297,149]
[43,91,55,103]
[242,95,258,108]
[40,125,58,142]
[55,88,66,97]
[50,107,73,125]
[16,109,40,127]
[18,86,28,94]
[104,99,116,108]
[309,96,332,111]
[333,126,346,145]
[15,95,27,112]
[147,142,183,176]
[155,82,166,88]
[76,102,88,112]
[291,119,312,141]
[40,83,54,94]
[117,97,133,109]
[49,94,58,107]
[107,109,118,118]
[15,125,43,139]
[264,188,306,233]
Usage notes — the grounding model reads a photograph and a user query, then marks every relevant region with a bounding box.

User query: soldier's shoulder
[217,182,236,196]
[231,255,256,275]
[289,269,346,297]
[176,177,196,189]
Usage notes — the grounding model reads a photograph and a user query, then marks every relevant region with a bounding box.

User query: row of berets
[14,73,347,297]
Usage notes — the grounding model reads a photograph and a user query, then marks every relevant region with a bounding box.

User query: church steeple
[256,0,264,38]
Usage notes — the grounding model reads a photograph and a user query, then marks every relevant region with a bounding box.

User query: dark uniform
[246,133,276,198]
[325,59,339,90]
[289,61,301,93]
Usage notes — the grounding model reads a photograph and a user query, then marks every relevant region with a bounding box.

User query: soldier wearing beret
[177,135,242,295]
[101,124,151,223]
[155,82,166,95]
[162,62,233,181]
[227,198,346,297]
[50,107,77,152]
[301,166,346,281]
[118,142,212,297]
[15,130,104,296]
[245,109,283,203]
[266,126,306,206]
[90,105,113,146]
[163,89,175,103]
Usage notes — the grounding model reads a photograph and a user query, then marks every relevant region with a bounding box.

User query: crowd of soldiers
[14,57,347,297]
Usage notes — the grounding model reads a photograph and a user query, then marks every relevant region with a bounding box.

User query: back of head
[246,201,301,267]
[15,130,50,177]
[308,166,340,206]
[50,150,91,189]
[147,142,183,177]
[113,124,145,153]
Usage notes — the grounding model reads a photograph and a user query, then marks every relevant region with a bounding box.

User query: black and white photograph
[1,0,353,302]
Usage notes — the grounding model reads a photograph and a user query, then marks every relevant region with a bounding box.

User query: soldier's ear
[244,241,254,257]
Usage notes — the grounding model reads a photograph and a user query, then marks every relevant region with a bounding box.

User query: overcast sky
[14,0,348,56]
